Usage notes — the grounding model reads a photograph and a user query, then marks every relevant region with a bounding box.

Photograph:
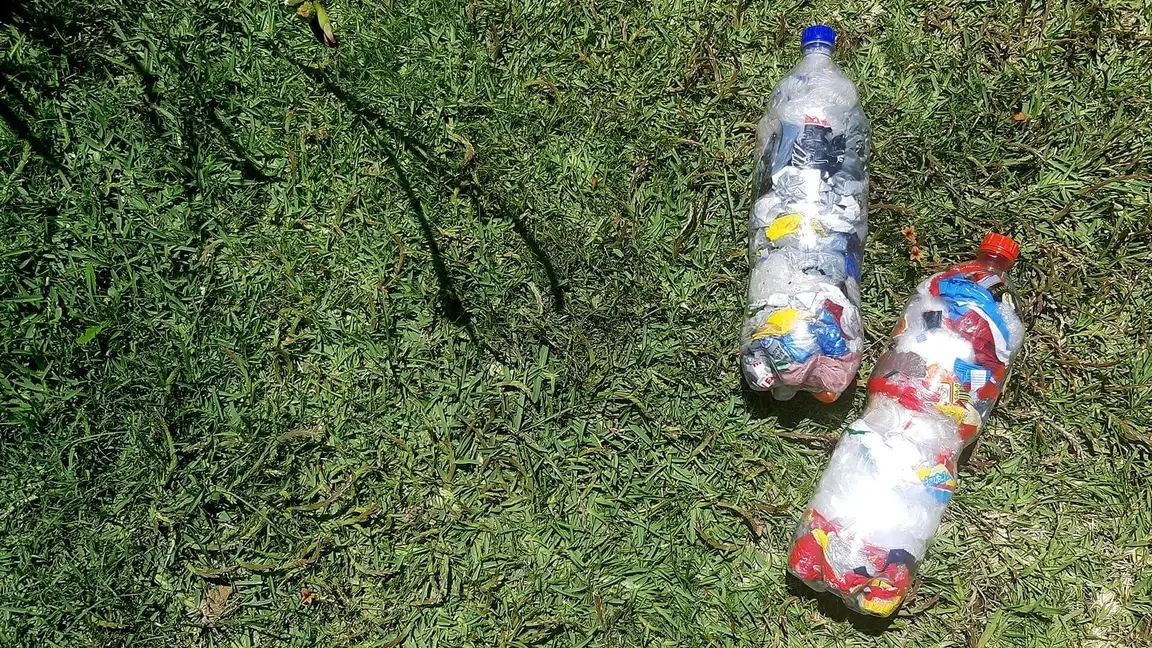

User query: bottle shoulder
[767,56,862,110]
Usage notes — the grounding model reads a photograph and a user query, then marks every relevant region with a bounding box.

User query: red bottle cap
[979,233,1020,262]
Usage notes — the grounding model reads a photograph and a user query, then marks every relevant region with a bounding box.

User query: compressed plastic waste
[788,234,1026,616]
[741,25,871,402]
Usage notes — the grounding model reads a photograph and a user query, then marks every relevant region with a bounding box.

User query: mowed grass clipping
[1,0,1150,646]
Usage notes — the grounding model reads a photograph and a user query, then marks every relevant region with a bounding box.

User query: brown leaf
[1014,112,1028,121]
[444,126,475,166]
[300,587,317,604]
[695,525,741,552]
[869,202,917,216]
[714,500,767,538]
[199,585,234,625]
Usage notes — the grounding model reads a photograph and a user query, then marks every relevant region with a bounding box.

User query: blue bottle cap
[801,24,836,50]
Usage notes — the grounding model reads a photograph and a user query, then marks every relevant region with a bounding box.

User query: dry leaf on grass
[199,585,234,626]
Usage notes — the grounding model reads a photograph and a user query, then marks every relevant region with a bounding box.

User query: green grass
[1,0,1151,645]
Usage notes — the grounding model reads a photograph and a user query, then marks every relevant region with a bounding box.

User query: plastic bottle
[741,24,870,402]
[788,234,1025,616]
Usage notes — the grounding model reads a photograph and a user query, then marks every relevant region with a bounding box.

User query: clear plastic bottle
[741,25,871,403]
[788,234,1025,616]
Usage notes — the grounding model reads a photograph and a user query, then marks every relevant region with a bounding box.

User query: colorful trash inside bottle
[741,24,871,402]
[788,234,1026,616]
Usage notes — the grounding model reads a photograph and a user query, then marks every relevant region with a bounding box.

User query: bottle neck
[976,251,1015,274]
[801,44,834,57]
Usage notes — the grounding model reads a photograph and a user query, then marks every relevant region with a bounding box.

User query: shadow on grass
[741,378,858,431]
[468,192,565,312]
[182,7,564,327]
[286,59,474,326]
[287,60,566,319]
[784,573,897,634]
[6,0,564,336]
[0,2,117,85]
[381,143,472,325]
[141,41,279,190]
[0,72,67,176]
[1,1,278,192]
